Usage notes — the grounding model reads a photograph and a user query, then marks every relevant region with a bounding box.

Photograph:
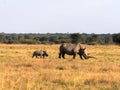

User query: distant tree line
[0,32,120,45]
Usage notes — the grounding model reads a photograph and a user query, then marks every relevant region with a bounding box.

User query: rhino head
[78,48,96,59]
[43,51,48,57]
[77,47,86,59]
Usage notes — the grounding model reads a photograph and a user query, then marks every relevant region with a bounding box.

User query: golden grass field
[0,44,120,90]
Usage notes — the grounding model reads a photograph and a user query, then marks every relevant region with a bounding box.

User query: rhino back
[61,43,81,54]
[34,50,40,55]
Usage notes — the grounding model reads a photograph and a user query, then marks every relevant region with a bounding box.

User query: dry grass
[0,44,120,90]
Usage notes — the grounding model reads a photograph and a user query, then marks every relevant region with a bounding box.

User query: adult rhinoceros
[59,43,86,59]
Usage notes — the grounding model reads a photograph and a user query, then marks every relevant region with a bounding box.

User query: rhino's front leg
[36,55,38,58]
[73,54,76,59]
[80,55,83,59]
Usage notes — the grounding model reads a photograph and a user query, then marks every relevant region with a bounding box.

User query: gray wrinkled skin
[32,50,48,58]
[59,43,86,59]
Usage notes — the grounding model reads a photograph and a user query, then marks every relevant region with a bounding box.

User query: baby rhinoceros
[32,50,48,58]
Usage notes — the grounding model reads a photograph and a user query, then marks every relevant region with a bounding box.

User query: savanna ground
[0,44,120,90]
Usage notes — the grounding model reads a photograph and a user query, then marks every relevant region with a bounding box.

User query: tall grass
[0,44,120,90]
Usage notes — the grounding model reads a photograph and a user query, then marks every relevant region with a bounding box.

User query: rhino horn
[83,54,96,59]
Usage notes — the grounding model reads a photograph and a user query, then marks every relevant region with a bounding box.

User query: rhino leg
[59,52,62,58]
[73,54,76,59]
[35,55,38,58]
[59,51,65,59]
[62,52,65,59]
[80,55,83,59]
[42,54,46,58]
